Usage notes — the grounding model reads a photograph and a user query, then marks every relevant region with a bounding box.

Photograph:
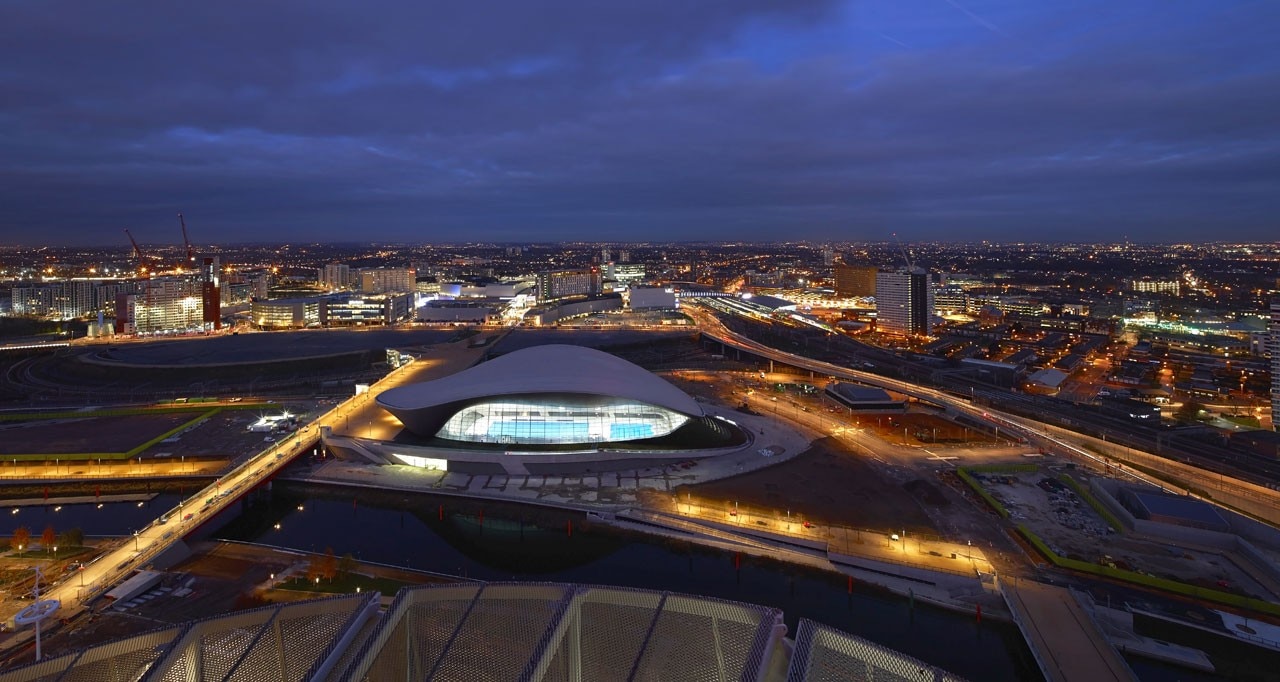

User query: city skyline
[3,1,1279,245]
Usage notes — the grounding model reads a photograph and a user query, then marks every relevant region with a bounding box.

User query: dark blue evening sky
[1,1,1277,245]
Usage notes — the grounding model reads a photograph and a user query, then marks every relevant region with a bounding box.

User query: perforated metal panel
[0,582,966,682]
[787,620,966,682]
[337,582,782,682]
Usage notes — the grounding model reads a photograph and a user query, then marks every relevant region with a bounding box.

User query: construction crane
[123,228,144,261]
[892,232,914,270]
[124,228,151,277]
[178,212,195,265]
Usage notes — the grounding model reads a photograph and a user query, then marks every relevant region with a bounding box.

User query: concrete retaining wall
[1092,478,1280,590]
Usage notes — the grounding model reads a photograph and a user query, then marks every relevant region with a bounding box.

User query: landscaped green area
[957,468,1010,519]
[10,545,93,560]
[279,573,414,596]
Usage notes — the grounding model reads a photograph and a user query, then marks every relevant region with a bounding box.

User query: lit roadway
[6,336,494,633]
[686,304,1280,526]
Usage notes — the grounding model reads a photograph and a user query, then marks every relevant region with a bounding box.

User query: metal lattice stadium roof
[0,583,965,682]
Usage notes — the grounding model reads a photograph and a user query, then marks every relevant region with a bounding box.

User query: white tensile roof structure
[376,344,704,437]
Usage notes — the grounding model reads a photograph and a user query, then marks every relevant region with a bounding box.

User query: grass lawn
[8,545,93,561]
[278,573,413,595]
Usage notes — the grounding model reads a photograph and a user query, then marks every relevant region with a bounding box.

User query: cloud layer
[2,0,1277,244]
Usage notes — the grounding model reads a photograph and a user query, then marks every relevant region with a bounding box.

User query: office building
[359,267,416,294]
[934,285,967,315]
[875,268,933,336]
[327,293,412,326]
[834,265,878,298]
[250,297,324,328]
[605,263,646,283]
[536,267,602,302]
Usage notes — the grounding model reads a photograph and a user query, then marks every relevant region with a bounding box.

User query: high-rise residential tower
[875,268,933,336]
[1271,299,1279,431]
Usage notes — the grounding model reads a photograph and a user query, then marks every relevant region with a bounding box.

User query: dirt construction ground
[976,466,1279,601]
[856,411,1011,447]
[684,436,941,534]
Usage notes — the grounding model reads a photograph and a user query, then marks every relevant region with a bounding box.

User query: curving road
[685,303,1280,526]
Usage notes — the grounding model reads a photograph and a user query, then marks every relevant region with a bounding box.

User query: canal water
[210,483,1038,681]
[6,488,1266,680]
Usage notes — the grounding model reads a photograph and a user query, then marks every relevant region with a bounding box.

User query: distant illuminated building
[359,267,416,294]
[1271,300,1279,431]
[605,263,646,283]
[116,277,204,334]
[1128,278,1180,295]
[327,293,412,326]
[318,263,352,290]
[834,265,878,298]
[250,297,323,328]
[10,279,131,320]
[933,285,967,315]
[536,267,602,302]
[250,293,412,328]
[966,294,1045,317]
[201,256,221,330]
[628,286,677,310]
[875,268,932,336]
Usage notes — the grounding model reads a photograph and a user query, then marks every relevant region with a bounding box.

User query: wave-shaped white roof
[377,344,703,416]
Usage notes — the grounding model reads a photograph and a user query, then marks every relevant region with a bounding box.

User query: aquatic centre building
[360,345,747,473]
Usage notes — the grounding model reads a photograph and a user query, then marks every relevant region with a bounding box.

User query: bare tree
[11,526,30,552]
